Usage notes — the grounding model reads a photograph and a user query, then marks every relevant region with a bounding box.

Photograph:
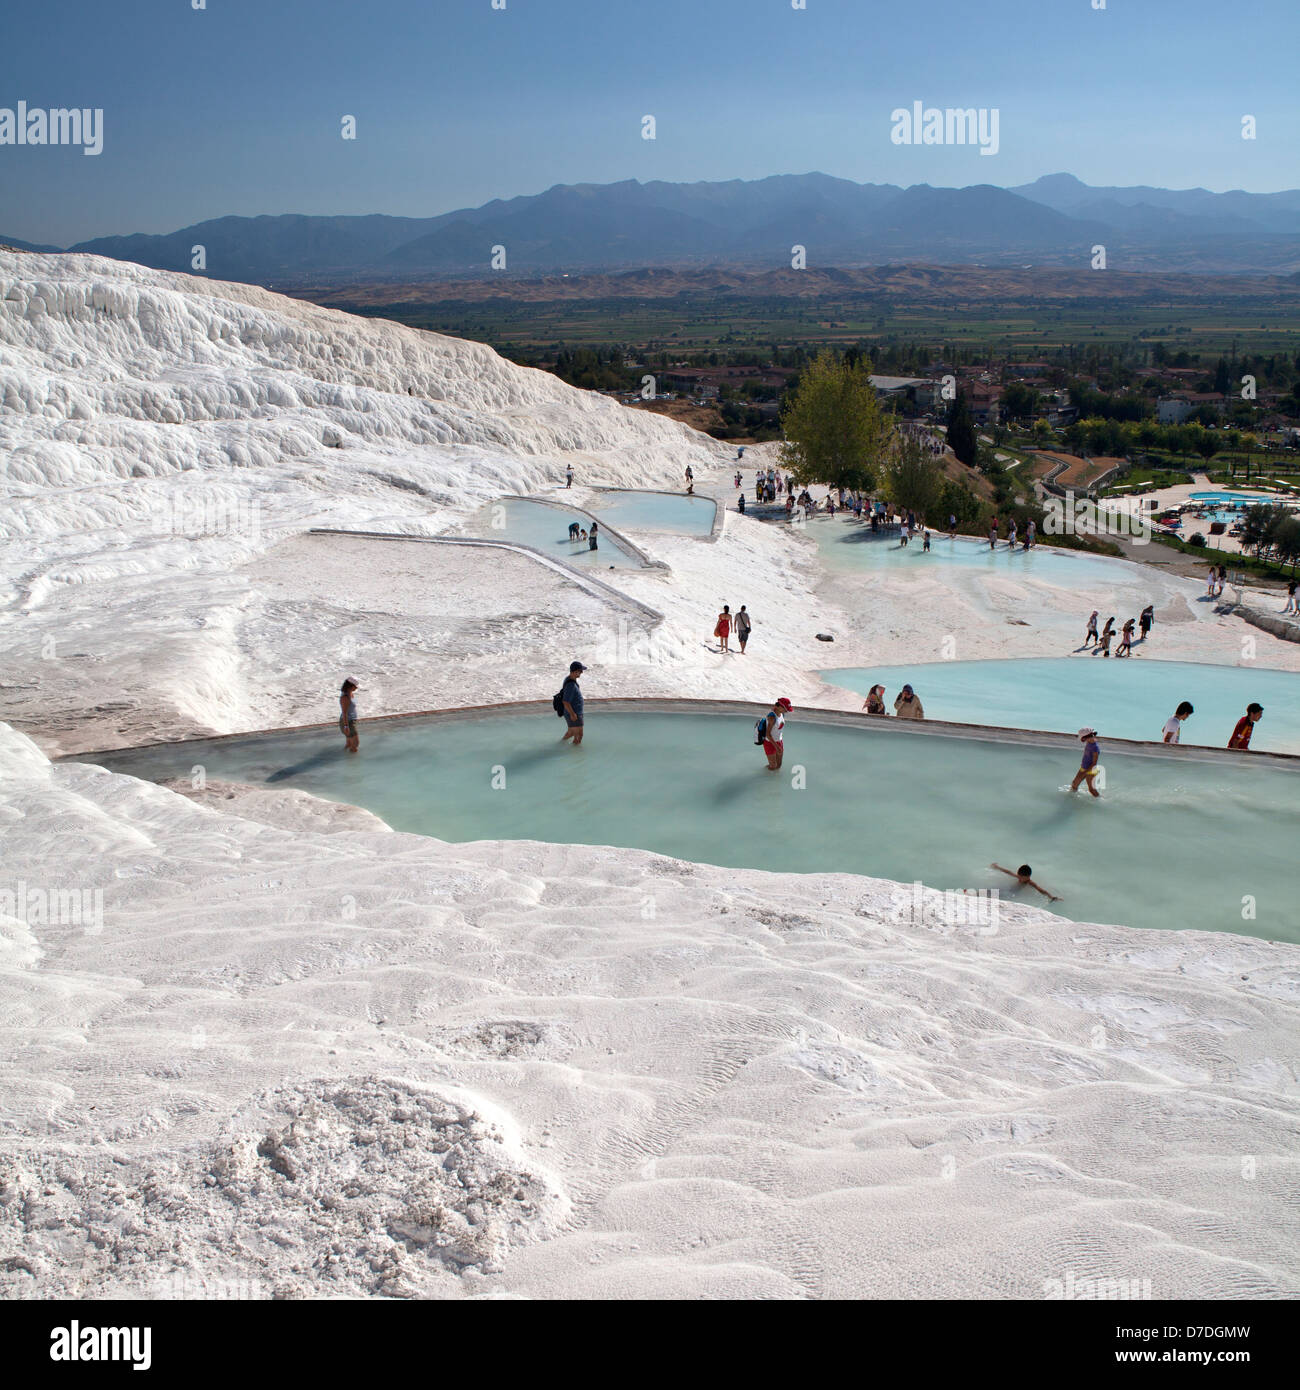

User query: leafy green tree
[939,477,982,528]
[1274,517,1300,571]
[778,350,893,492]
[946,392,978,468]
[879,433,945,521]
[1238,503,1286,557]
[1001,382,1039,422]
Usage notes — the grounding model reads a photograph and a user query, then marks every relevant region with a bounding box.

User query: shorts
[340,719,357,738]
[763,740,781,756]
[1081,766,1097,779]
[565,715,584,729]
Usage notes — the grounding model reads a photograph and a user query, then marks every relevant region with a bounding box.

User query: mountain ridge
[8,173,1299,282]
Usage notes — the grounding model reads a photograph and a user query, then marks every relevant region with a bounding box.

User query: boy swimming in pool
[990,863,1062,903]
[1069,727,1102,797]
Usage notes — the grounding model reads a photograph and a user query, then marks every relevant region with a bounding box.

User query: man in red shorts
[759,697,793,771]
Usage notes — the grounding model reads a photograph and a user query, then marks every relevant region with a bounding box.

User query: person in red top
[1228,703,1264,750]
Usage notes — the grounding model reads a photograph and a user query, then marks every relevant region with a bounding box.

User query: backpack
[553,691,566,718]
[753,714,768,745]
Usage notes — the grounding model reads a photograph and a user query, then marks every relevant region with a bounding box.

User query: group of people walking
[988,515,1037,550]
[754,467,787,504]
[712,604,752,653]
[1084,604,1155,657]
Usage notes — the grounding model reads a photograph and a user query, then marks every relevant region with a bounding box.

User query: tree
[1001,382,1039,422]
[778,350,893,492]
[1238,503,1287,558]
[879,433,945,521]
[1274,517,1300,571]
[939,477,982,528]
[946,392,978,468]
[1195,431,1221,464]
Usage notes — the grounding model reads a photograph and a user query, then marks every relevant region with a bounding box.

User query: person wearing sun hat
[1069,726,1102,797]
[759,697,793,771]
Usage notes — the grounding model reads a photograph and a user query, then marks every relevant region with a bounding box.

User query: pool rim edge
[55,697,1300,773]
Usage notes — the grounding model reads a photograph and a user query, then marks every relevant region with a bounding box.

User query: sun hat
[1078,726,1097,738]
[775,697,793,711]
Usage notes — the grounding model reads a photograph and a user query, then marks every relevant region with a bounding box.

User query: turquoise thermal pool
[460,498,642,567]
[823,659,1300,754]
[811,521,1141,585]
[592,490,717,534]
[81,710,1299,944]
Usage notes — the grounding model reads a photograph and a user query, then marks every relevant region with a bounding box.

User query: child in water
[1069,727,1102,797]
[990,863,1062,903]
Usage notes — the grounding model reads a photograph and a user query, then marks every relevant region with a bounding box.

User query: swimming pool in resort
[80,708,1300,944]
[591,490,717,535]
[458,498,643,568]
[822,658,1300,754]
[812,521,1142,586]
[1188,491,1289,508]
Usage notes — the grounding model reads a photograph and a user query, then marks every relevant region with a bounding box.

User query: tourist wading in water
[757,697,792,771]
[560,661,586,746]
[990,863,1062,903]
[338,678,360,753]
[1070,727,1102,797]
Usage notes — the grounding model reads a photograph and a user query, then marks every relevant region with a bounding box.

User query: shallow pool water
[812,520,1141,586]
[823,658,1300,754]
[460,498,642,568]
[592,490,717,535]
[84,711,1300,944]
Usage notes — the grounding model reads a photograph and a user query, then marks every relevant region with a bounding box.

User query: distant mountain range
[7,173,1300,282]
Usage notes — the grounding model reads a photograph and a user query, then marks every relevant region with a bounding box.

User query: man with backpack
[756,697,792,771]
[556,661,587,745]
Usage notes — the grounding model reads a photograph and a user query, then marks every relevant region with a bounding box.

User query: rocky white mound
[1,724,1297,1299]
[0,250,727,746]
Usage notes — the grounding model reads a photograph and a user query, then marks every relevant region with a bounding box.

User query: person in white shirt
[759,697,792,771]
[1162,701,1194,744]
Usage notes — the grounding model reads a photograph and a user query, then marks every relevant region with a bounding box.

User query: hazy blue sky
[2,0,1297,245]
